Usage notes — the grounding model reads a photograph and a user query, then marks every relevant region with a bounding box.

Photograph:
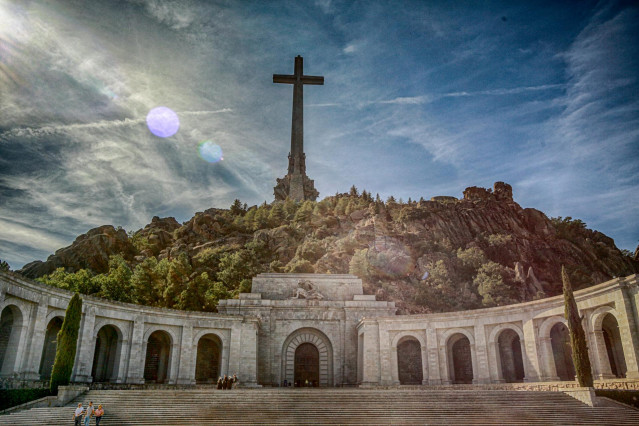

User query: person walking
[84,401,94,426]
[217,376,223,390]
[94,405,104,426]
[73,403,84,426]
[222,375,229,390]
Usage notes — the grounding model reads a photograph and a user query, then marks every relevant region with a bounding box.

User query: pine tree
[50,293,82,394]
[562,266,593,387]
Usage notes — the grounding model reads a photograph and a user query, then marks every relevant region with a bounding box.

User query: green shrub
[50,293,82,394]
[0,388,52,411]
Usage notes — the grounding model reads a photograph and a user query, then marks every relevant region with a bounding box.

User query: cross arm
[273,74,296,84]
[301,75,324,85]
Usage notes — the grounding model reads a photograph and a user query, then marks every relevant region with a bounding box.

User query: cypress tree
[50,293,83,394]
[562,266,593,387]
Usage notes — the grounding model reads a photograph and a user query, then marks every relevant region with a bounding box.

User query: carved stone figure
[290,280,324,300]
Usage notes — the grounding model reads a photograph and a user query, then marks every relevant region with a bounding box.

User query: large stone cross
[273,55,324,176]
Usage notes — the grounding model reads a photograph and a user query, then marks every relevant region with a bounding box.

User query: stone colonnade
[0,272,259,386]
[358,274,639,386]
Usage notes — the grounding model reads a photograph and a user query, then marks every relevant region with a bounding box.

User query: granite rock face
[20,225,135,277]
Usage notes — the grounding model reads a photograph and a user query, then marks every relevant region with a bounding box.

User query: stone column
[227,323,243,377]
[176,324,194,385]
[126,316,145,384]
[617,284,639,379]
[473,324,491,384]
[591,330,615,379]
[167,339,180,385]
[239,321,259,386]
[359,322,380,386]
[115,336,129,383]
[22,298,49,380]
[378,325,393,385]
[521,318,541,382]
[72,306,95,383]
[488,340,504,383]
[420,337,429,385]
[426,328,441,385]
[539,337,559,381]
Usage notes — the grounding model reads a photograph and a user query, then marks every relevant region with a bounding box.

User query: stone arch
[397,336,423,385]
[195,333,223,384]
[591,307,627,378]
[441,328,476,384]
[91,324,124,383]
[487,324,526,383]
[39,316,64,380]
[0,304,25,376]
[281,328,333,387]
[391,331,427,385]
[550,322,575,381]
[143,329,173,384]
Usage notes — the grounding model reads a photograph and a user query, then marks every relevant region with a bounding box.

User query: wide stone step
[1,389,638,425]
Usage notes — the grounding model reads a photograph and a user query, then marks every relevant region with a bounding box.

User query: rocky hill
[19,182,638,314]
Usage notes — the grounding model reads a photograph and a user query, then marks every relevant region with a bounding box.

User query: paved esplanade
[273,56,322,201]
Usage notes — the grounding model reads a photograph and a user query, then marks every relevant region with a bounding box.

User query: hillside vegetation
[19,182,638,314]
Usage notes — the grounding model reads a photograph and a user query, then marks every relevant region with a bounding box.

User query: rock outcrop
[19,182,638,313]
[21,225,135,277]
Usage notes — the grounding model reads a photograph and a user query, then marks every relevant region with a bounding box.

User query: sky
[0,0,637,270]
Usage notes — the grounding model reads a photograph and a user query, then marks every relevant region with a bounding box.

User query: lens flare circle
[146,106,180,137]
[198,141,223,163]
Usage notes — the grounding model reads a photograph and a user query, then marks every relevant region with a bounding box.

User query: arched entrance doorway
[195,334,222,384]
[144,330,171,383]
[281,328,333,387]
[39,317,63,380]
[91,325,121,382]
[550,322,575,381]
[601,314,626,378]
[0,305,23,375]
[397,337,423,385]
[448,333,473,384]
[294,343,319,387]
[497,329,525,383]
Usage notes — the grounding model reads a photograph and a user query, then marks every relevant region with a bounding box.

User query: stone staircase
[1,388,639,425]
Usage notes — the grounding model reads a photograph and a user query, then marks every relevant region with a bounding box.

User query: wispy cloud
[0,109,232,139]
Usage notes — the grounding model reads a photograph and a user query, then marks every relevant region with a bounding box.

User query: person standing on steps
[217,376,223,389]
[84,401,94,426]
[222,375,229,390]
[94,405,104,425]
[73,403,84,426]
[232,373,239,389]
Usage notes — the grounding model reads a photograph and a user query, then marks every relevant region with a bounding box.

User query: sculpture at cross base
[273,56,322,202]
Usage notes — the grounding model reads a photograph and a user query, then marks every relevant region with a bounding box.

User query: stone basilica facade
[1,270,638,389]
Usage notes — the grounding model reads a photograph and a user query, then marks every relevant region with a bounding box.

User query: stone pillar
[420,338,429,385]
[488,340,504,383]
[115,336,129,383]
[72,306,95,383]
[22,298,49,380]
[539,337,559,381]
[389,345,399,385]
[473,325,491,384]
[167,339,180,385]
[176,324,194,385]
[426,328,441,385]
[378,325,393,385]
[227,323,243,378]
[358,322,380,386]
[239,321,259,386]
[617,283,639,379]
[522,318,541,382]
[591,330,615,379]
[126,316,145,384]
